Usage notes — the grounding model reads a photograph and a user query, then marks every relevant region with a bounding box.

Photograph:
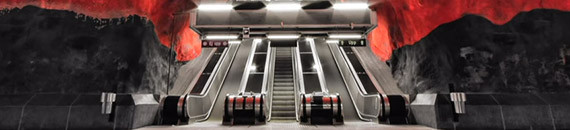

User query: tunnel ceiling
[1,0,570,62]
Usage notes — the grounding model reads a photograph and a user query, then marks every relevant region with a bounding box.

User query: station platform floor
[137,122,434,130]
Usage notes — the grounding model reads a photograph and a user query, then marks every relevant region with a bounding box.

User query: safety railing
[264,47,276,121]
[292,44,304,121]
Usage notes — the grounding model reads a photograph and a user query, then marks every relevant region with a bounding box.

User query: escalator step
[272,117,296,120]
[272,105,295,111]
[273,92,295,96]
[273,95,294,100]
[275,75,293,78]
[274,82,293,86]
[273,100,295,105]
[274,79,292,81]
[273,87,294,91]
[271,111,296,117]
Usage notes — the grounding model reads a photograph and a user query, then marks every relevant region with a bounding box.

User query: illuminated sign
[338,39,366,46]
[202,40,229,47]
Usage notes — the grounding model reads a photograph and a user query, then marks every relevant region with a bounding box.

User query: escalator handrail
[265,47,276,121]
[328,42,383,121]
[293,46,304,121]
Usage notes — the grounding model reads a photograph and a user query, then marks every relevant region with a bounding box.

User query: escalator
[328,38,410,124]
[270,47,296,121]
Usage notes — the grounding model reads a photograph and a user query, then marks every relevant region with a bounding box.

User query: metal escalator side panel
[352,47,404,94]
[186,42,240,122]
[170,48,216,95]
[306,38,328,93]
[327,42,381,121]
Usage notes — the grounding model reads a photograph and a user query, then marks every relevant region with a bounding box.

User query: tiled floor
[137,122,434,130]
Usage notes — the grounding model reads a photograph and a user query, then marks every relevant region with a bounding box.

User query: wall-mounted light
[228,40,241,44]
[267,3,301,11]
[204,34,239,40]
[253,39,263,43]
[198,4,233,11]
[249,64,257,72]
[328,34,363,39]
[267,34,300,39]
[332,3,368,10]
[326,40,340,44]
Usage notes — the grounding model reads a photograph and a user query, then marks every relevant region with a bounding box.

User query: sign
[202,40,229,47]
[338,39,366,46]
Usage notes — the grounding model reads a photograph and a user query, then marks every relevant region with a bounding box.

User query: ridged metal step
[271,117,296,120]
[272,105,295,111]
[271,47,296,121]
[273,87,294,91]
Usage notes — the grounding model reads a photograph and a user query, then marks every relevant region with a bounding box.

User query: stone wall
[0,6,181,94]
[389,9,570,95]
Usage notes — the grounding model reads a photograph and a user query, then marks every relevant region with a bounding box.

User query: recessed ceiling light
[333,3,368,10]
[198,4,233,11]
[267,3,301,11]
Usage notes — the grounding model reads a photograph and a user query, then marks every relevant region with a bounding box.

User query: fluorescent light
[205,34,239,40]
[267,3,301,11]
[253,39,263,43]
[249,65,257,71]
[333,3,369,10]
[267,34,300,39]
[328,34,362,39]
[198,4,233,11]
[326,40,339,44]
[228,40,241,44]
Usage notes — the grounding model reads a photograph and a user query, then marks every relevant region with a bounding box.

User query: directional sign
[202,40,229,47]
[338,39,366,46]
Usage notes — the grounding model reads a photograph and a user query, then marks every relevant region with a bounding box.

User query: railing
[292,45,304,121]
[265,47,276,121]
[185,43,240,122]
[328,43,382,121]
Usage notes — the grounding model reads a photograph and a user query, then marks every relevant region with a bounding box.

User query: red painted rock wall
[0,0,200,61]
[369,0,570,61]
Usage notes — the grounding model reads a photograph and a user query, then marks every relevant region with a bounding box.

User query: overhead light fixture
[249,65,257,71]
[198,4,233,11]
[267,34,300,39]
[253,39,263,43]
[333,3,369,10]
[328,34,363,39]
[228,40,241,44]
[204,34,239,40]
[326,40,339,44]
[266,3,301,11]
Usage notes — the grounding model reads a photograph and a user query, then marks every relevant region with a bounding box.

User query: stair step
[272,105,295,111]
[273,100,295,105]
[273,87,294,91]
[273,95,294,99]
[274,77,293,80]
[275,75,293,78]
[273,92,294,96]
[271,117,296,120]
[274,82,293,86]
[271,111,296,117]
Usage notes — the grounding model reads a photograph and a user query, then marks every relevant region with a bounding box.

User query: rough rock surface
[0,6,181,94]
[390,9,570,94]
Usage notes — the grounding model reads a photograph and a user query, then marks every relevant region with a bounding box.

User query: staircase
[271,47,296,121]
